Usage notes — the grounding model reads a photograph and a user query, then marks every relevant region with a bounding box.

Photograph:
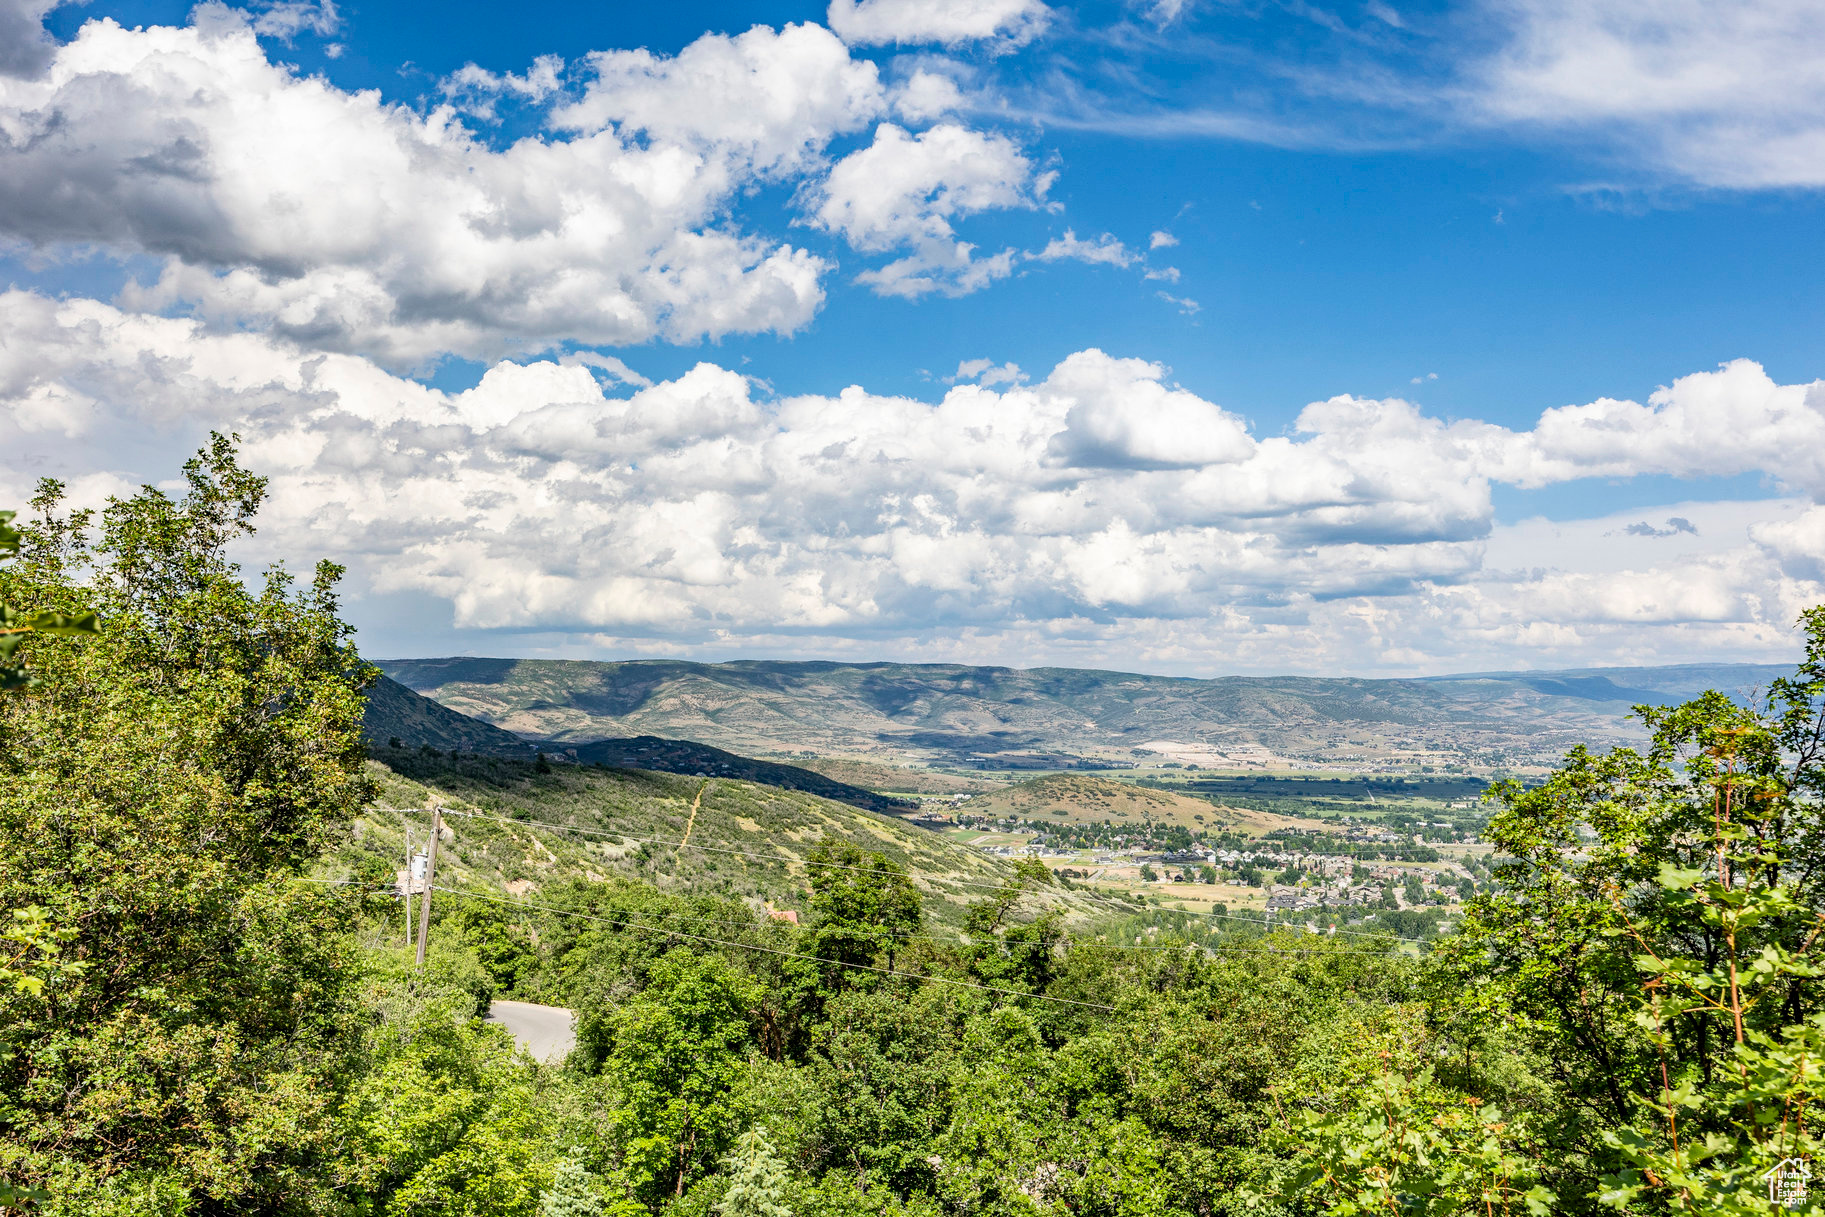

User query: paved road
[486,999,576,1064]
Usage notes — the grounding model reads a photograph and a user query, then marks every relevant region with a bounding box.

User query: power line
[294,873,1414,957]
[288,877,396,888]
[433,885,1123,1013]
[1199,908,1425,944]
[427,805,1427,945]
[427,878,1390,956]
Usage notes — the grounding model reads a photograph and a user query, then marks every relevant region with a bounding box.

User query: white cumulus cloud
[826,0,1049,48]
[0,0,63,77]
[0,16,891,366]
[948,358,1025,386]
[1044,350,1252,470]
[6,289,1822,672]
[551,23,885,175]
[893,68,966,121]
[1031,230,1137,267]
[440,54,565,120]
[242,0,340,39]
[811,122,1038,297]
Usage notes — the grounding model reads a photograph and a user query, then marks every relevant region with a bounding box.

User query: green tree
[0,905,83,999]
[1594,865,1825,1215]
[1411,606,1825,1210]
[803,838,923,982]
[935,1005,1191,1217]
[539,1150,606,1217]
[717,1130,791,1217]
[1269,1037,1556,1216]
[965,910,1065,998]
[0,498,98,1195]
[606,951,764,1204]
[338,964,556,1216]
[0,506,96,690]
[795,987,961,1195]
[453,892,541,994]
[0,440,376,1213]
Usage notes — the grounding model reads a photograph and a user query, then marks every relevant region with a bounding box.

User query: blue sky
[2,0,1823,673]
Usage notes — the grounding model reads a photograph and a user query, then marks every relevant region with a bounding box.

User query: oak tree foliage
[0,437,376,1213]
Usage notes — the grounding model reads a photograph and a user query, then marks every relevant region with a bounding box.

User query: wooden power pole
[415,807,442,969]
[404,824,413,951]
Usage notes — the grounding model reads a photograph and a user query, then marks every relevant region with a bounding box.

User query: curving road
[486,999,576,1064]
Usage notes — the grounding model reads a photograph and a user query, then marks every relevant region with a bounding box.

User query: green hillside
[363,674,535,755]
[340,751,1125,930]
[566,736,917,815]
[367,676,915,815]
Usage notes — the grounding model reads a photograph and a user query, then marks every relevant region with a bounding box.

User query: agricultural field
[938,772,1449,845]
[1144,771,1491,821]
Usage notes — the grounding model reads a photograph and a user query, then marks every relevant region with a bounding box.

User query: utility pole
[415,807,442,969]
[403,824,413,952]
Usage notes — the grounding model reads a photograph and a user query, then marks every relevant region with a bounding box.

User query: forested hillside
[346,752,1118,930]
[364,673,537,756]
[366,677,919,815]
[2,443,1822,1217]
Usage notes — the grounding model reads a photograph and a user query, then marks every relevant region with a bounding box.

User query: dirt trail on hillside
[675,782,709,855]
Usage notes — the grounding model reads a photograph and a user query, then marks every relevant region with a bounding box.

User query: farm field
[941,772,1402,843]
[1142,771,1491,821]
[1099,878,1267,915]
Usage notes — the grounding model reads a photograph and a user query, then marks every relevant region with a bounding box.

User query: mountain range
[375,657,1793,774]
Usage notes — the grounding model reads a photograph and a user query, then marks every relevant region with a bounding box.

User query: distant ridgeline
[376,655,1793,771]
[362,675,915,815]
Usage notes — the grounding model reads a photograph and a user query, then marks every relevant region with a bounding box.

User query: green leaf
[15,609,99,635]
[1657,862,1708,891]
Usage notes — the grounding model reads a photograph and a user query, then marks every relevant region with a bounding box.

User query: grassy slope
[962,774,1224,830]
[956,775,1337,841]
[332,753,1128,931]
[565,737,917,815]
